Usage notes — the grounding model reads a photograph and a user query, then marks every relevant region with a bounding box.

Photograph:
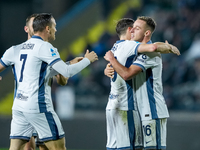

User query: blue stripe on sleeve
[0,59,8,68]
[135,43,140,55]
[132,63,145,72]
[49,58,61,66]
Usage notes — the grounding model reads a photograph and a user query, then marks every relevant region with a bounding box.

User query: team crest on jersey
[50,48,56,56]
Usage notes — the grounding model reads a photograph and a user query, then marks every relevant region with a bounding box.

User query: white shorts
[142,118,167,149]
[10,110,65,142]
[106,109,143,150]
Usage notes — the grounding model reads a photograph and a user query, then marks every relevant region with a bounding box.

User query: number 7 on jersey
[19,54,27,82]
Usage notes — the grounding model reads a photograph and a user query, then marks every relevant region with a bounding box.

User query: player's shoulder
[5,42,24,53]
[40,40,54,49]
[123,40,140,49]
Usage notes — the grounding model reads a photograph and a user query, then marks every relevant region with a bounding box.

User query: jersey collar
[116,40,125,44]
[31,35,43,40]
[147,40,152,44]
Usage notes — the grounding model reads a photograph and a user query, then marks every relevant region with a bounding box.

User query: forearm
[109,58,130,80]
[154,42,171,53]
[52,58,90,78]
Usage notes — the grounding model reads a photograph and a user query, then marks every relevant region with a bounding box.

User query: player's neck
[141,37,151,44]
[34,32,49,42]
[120,34,127,40]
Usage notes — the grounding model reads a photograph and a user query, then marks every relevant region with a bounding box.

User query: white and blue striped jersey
[0,36,62,113]
[106,40,140,110]
[133,42,169,120]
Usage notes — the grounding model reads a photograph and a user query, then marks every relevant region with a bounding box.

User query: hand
[104,63,114,78]
[0,76,2,80]
[70,57,83,64]
[104,51,114,62]
[165,40,180,56]
[55,74,68,86]
[84,49,98,63]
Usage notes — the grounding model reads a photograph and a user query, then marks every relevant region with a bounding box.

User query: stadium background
[0,0,200,149]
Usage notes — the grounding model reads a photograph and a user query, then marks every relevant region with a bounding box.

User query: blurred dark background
[1,0,200,149]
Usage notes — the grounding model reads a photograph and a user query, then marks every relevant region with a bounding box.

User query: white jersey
[133,48,169,120]
[0,36,62,113]
[106,40,140,110]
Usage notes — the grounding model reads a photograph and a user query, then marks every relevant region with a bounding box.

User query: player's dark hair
[26,13,38,26]
[137,16,156,32]
[116,18,134,38]
[33,13,53,32]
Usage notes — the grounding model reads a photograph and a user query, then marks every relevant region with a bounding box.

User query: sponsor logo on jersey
[109,93,119,99]
[142,54,147,59]
[16,93,28,101]
[50,48,56,56]
[146,140,151,144]
[137,54,147,62]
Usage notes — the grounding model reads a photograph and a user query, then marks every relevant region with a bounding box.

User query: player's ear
[127,27,132,32]
[46,26,50,33]
[24,26,28,33]
[145,30,151,36]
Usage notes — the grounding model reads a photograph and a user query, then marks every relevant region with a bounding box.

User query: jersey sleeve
[125,41,140,56]
[0,46,15,67]
[38,42,61,66]
[133,53,160,71]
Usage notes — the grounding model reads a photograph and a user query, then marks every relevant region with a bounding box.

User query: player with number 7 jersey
[0,38,61,113]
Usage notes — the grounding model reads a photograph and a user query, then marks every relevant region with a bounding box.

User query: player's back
[10,36,60,113]
[106,40,140,110]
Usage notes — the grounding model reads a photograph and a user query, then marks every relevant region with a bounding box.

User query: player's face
[48,18,57,41]
[131,19,146,42]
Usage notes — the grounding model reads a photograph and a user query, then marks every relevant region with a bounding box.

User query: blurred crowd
[52,0,200,112]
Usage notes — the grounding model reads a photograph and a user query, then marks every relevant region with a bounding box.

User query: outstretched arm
[54,57,83,85]
[138,41,180,55]
[52,50,98,78]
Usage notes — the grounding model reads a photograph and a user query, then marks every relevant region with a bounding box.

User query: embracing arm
[104,63,114,78]
[104,51,142,80]
[138,41,180,55]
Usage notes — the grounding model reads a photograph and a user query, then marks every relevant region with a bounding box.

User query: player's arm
[0,63,6,81]
[52,50,98,78]
[0,63,5,73]
[104,63,114,78]
[104,51,142,80]
[54,57,83,85]
[138,41,180,55]
[55,74,68,86]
